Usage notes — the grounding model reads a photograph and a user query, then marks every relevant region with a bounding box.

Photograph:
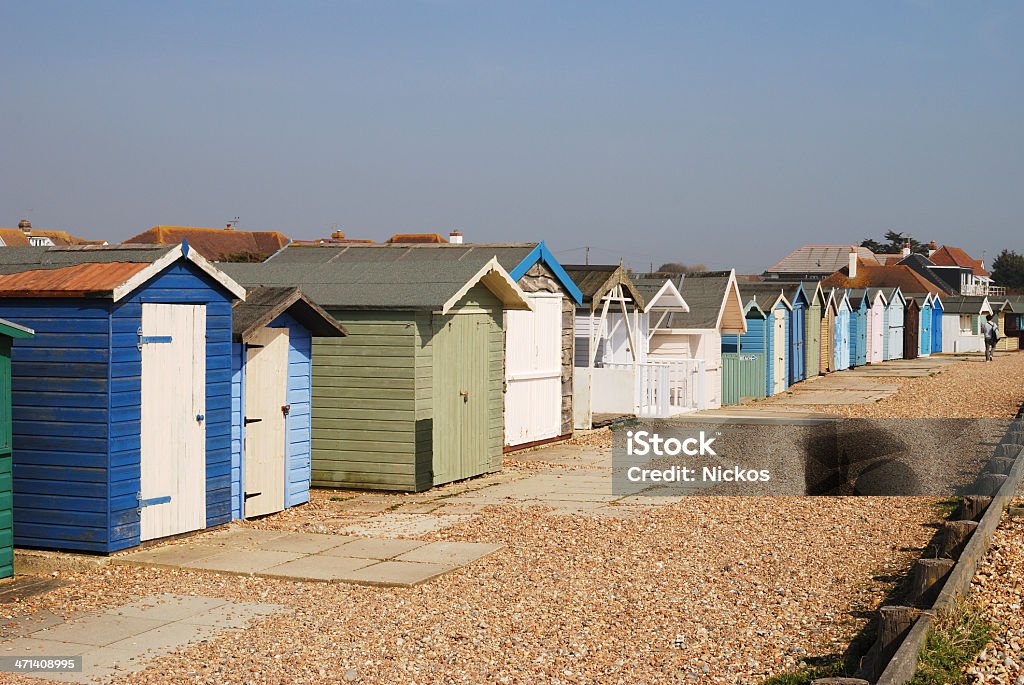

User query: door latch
[196,413,205,423]
[281,404,291,415]
[459,390,469,403]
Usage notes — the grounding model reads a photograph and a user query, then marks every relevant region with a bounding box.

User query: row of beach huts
[0,226,1020,573]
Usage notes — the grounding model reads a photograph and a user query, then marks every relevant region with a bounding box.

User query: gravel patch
[757,353,1024,419]
[966,502,1024,685]
[1,498,938,685]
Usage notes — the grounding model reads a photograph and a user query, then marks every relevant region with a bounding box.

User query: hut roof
[819,261,945,296]
[222,244,530,313]
[737,281,791,311]
[232,286,347,342]
[939,296,993,315]
[0,243,247,301]
[561,265,645,311]
[661,271,738,329]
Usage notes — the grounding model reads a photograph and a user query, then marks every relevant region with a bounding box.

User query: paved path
[0,594,281,682]
[115,528,501,586]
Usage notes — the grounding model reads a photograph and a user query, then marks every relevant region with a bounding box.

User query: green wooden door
[432,313,490,485]
[1,339,13,578]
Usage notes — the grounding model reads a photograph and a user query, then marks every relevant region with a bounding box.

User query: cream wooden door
[139,303,206,541]
[772,314,786,394]
[504,294,563,447]
[243,327,289,518]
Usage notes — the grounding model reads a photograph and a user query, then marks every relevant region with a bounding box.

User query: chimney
[331,230,345,240]
[928,240,937,257]
[901,243,911,258]
[449,230,463,244]
[848,250,858,279]
[225,223,233,230]
[18,218,31,234]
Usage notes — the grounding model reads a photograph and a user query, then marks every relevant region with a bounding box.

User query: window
[960,315,972,335]
[28,236,54,246]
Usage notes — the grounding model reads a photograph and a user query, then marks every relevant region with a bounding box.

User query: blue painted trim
[139,335,172,344]
[139,495,171,507]
[182,239,190,257]
[509,241,584,305]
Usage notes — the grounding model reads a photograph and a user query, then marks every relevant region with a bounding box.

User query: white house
[940,296,993,353]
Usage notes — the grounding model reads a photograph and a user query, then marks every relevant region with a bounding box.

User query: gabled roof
[884,287,906,307]
[832,288,852,312]
[223,244,531,313]
[738,282,792,312]
[782,282,811,308]
[0,317,34,339]
[124,226,290,262]
[654,270,745,331]
[743,297,767,319]
[0,243,247,301]
[939,296,993,315]
[233,286,347,342]
[930,245,989,277]
[766,245,879,275]
[561,265,645,311]
[819,261,945,296]
[632,274,688,314]
[505,242,583,305]
[895,253,955,294]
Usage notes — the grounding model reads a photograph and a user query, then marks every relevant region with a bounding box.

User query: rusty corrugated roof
[0,262,150,298]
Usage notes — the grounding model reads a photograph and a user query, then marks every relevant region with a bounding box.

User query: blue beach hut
[833,290,852,370]
[848,290,869,367]
[0,244,247,553]
[783,283,809,385]
[931,295,943,354]
[919,294,934,357]
[231,287,347,519]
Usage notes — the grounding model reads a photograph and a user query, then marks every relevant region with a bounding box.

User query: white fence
[606,358,706,418]
[961,283,1006,297]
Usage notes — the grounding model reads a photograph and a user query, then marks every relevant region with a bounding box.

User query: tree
[860,231,929,255]
[991,249,1024,290]
[656,262,707,274]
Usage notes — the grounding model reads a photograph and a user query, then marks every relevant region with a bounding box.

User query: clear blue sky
[2,1,1021,272]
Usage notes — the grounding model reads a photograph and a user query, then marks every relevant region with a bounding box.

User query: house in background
[563,265,646,427]
[0,244,247,552]
[124,225,291,262]
[928,245,1001,297]
[230,287,347,519]
[223,244,532,492]
[763,245,879,282]
[0,220,106,248]
[636,270,746,411]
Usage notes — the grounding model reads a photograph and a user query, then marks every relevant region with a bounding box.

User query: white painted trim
[439,257,532,315]
[111,244,248,302]
[642,279,689,314]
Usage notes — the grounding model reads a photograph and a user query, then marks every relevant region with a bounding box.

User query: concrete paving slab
[248,532,355,554]
[104,620,217,653]
[37,614,165,647]
[181,602,281,629]
[121,543,225,567]
[0,610,68,638]
[114,593,228,622]
[335,560,455,587]
[326,538,427,560]
[0,635,95,656]
[260,555,376,581]
[182,549,305,574]
[393,541,501,566]
[204,528,289,547]
[339,513,473,538]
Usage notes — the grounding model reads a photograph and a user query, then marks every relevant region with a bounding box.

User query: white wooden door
[772,314,786,394]
[504,294,562,447]
[243,327,289,517]
[139,303,206,541]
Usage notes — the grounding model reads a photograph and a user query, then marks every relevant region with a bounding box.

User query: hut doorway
[243,327,290,518]
[139,303,207,541]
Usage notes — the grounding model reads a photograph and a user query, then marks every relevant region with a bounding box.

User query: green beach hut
[1,317,33,579]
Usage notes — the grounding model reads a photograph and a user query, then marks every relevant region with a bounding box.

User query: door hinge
[138,495,172,509]
[244,417,262,425]
[137,327,173,351]
[244,492,262,500]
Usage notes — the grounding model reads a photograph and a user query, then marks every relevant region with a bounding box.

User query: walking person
[982,313,999,362]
